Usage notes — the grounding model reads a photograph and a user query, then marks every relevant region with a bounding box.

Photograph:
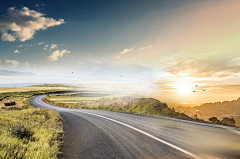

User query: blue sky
[0,0,168,79]
[1,0,240,104]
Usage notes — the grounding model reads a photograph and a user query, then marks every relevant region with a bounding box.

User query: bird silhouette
[193,91,196,92]
[202,89,206,91]
[195,85,198,87]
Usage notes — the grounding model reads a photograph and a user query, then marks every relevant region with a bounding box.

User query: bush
[221,117,236,127]
[209,117,221,124]
[10,124,34,140]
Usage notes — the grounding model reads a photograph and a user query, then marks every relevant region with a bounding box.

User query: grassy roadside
[0,85,79,158]
[44,95,193,119]
[0,108,63,158]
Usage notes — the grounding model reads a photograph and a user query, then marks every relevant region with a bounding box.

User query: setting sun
[172,77,195,93]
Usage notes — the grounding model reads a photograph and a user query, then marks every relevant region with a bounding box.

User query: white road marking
[82,112,202,159]
[35,96,202,159]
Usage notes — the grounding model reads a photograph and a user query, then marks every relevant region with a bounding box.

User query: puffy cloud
[24,61,30,66]
[115,56,120,59]
[1,33,15,41]
[44,49,70,61]
[38,42,44,45]
[18,44,23,47]
[1,59,20,67]
[139,47,145,50]
[45,45,48,47]
[0,7,65,42]
[13,50,20,53]
[49,44,58,50]
[120,47,134,54]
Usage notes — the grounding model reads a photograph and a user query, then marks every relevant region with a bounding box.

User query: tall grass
[0,108,63,158]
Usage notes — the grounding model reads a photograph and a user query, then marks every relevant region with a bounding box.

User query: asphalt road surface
[30,95,240,159]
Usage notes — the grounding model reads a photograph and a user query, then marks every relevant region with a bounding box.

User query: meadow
[0,84,81,158]
[0,108,63,158]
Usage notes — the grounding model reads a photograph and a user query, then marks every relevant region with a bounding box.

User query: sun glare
[172,77,195,93]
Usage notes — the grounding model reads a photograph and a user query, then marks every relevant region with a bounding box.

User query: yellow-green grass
[0,108,63,158]
[49,96,102,101]
[43,93,131,109]
[0,84,79,158]
[0,86,80,94]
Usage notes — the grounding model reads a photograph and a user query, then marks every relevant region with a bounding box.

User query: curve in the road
[30,95,240,159]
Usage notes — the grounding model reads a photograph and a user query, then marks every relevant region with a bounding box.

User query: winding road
[30,95,240,159]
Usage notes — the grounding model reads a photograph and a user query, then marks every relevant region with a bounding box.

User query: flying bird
[195,85,198,87]
[193,91,196,92]
[202,89,206,91]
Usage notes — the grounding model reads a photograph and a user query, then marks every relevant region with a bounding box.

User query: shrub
[10,124,34,140]
[221,117,236,127]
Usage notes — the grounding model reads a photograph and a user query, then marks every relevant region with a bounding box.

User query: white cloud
[44,49,70,61]
[131,58,136,61]
[120,47,134,54]
[49,44,58,50]
[24,61,30,66]
[13,50,20,53]
[1,59,20,67]
[43,44,48,50]
[0,7,65,42]
[139,45,153,51]
[1,33,15,41]
[115,56,120,59]
[18,44,23,47]
[147,45,153,48]
[38,42,44,45]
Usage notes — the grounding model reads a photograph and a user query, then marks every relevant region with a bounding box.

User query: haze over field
[1,0,240,105]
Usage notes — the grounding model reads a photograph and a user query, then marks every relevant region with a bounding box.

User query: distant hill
[176,98,240,127]
[29,84,82,88]
[0,70,37,77]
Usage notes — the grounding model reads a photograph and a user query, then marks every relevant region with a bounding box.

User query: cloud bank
[0,7,65,42]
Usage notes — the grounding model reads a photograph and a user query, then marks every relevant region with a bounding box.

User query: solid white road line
[82,112,202,159]
[35,96,202,159]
